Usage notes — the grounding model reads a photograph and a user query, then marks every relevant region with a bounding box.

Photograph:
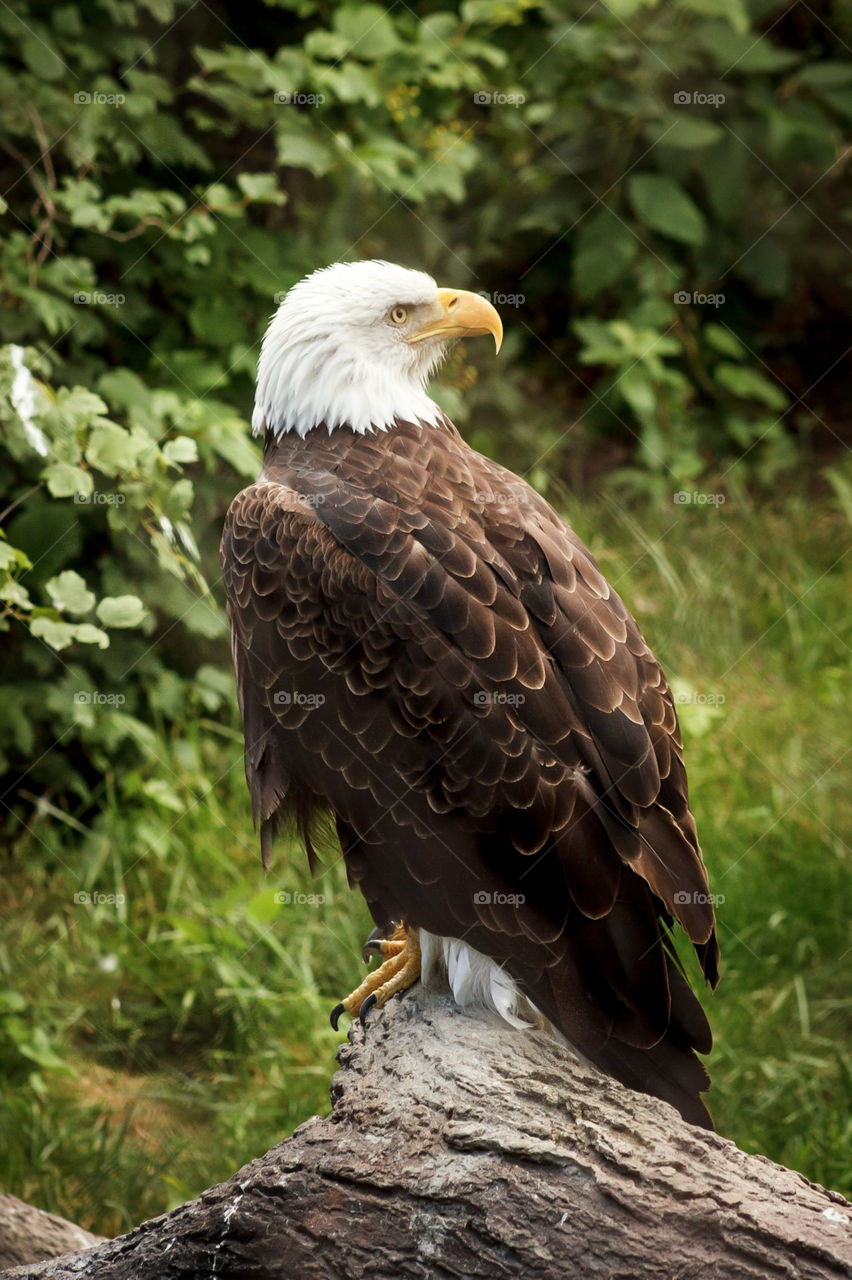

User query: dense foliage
[1,0,850,1231]
[3,0,851,814]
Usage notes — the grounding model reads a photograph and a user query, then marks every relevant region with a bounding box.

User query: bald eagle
[222,260,720,1128]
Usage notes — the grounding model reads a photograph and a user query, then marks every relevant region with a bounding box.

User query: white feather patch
[420,930,540,1031]
[253,260,447,438]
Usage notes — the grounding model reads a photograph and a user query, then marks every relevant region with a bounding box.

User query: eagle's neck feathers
[253,336,445,438]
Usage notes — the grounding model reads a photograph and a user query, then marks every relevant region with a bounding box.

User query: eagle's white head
[252,260,502,438]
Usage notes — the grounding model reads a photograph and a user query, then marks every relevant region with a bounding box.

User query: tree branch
[3,986,851,1279]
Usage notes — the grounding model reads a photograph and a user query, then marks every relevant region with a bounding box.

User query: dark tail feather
[526,873,716,1129]
[594,1032,714,1129]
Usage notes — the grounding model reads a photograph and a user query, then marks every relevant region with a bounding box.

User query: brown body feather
[222,415,720,1127]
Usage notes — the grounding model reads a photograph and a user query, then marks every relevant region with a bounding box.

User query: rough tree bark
[0,1197,103,1273]
[2,986,851,1279]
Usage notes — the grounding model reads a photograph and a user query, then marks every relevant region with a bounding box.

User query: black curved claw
[361,927,382,964]
[359,993,378,1025]
[330,1002,346,1032]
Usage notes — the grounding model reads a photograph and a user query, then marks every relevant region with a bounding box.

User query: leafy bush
[0,344,257,816]
[2,0,849,821]
[1,0,850,479]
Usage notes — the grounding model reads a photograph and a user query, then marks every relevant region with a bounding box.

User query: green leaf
[705,323,745,359]
[96,595,147,628]
[73,623,110,648]
[619,367,658,425]
[694,24,800,72]
[30,617,79,651]
[715,363,788,409]
[164,478,194,516]
[276,132,335,177]
[323,62,382,107]
[573,208,638,300]
[20,33,66,81]
[628,174,707,246]
[204,422,261,477]
[16,1025,73,1071]
[0,582,32,609]
[236,173,287,204]
[54,387,110,429]
[794,62,852,89]
[333,5,400,60]
[44,463,94,499]
[193,664,234,711]
[85,424,139,476]
[648,117,724,150]
[162,437,199,466]
[46,570,96,616]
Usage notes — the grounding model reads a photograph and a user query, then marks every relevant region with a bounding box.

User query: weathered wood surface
[0,1195,104,1273]
[3,986,851,1279]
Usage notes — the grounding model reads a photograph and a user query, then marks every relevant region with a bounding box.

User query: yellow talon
[330,924,421,1029]
[370,938,406,958]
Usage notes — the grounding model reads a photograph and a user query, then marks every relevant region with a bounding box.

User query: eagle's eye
[389,305,408,326]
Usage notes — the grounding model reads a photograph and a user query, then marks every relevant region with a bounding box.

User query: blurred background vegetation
[1,0,850,1235]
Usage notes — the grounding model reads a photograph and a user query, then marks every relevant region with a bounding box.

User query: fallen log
[3,985,851,1279]
[0,1195,104,1272]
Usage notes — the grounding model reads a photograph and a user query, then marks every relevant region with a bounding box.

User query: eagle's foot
[330,924,421,1031]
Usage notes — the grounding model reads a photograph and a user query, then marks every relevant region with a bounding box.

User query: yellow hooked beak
[406,288,503,353]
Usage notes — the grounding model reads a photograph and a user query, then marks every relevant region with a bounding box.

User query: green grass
[1,742,372,1234]
[2,481,850,1233]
